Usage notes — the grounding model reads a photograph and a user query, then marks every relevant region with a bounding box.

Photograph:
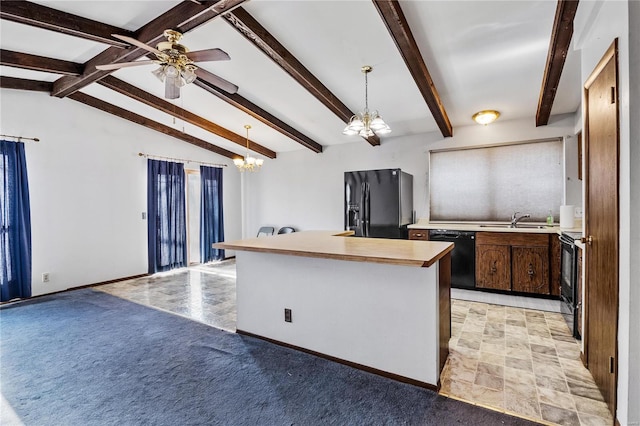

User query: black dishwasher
[428,230,476,289]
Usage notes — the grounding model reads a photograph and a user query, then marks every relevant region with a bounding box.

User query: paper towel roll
[560,205,575,228]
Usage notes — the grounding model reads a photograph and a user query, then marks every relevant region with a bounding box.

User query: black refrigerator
[344,169,413,239]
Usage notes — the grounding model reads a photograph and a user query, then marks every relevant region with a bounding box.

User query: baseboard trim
[0,273,149,307]
[236,329,439,392]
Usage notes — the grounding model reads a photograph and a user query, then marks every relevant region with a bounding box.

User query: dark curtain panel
[147,159,187,273]
[200,166,225,262]
[1,141,32,301]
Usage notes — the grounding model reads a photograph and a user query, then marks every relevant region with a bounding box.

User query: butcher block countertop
[214,230,453,268]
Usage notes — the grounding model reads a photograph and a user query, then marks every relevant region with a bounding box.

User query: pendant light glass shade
[234,125,264,172]
[343,66,391,138]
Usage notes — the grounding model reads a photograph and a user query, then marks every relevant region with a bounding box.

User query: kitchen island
[214,231,453,389]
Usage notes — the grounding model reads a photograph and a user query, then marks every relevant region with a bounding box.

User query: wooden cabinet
[408,229,429,240]
[476,232,551,294]
[512,246,549,294]
[409,229,560,296]
[476,244,511,290]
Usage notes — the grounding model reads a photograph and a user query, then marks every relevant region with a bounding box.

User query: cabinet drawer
[477,231,549,247]
[408,229,429,240]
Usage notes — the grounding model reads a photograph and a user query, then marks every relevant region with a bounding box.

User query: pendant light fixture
[343,65,391,137]
[233,125,264,172]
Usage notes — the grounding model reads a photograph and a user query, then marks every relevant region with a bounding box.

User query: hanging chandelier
[343,65,391,137]
[233,125,264,172]
[150,30,198,100]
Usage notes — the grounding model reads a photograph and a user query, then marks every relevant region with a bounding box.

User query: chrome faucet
[510,211,531,228]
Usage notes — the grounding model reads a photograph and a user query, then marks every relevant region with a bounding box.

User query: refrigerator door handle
[363,182,370,237]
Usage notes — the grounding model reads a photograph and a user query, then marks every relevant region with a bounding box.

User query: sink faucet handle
[511,211,520,220]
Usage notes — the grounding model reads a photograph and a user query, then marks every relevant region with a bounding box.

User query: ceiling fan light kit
[343,65,391,138]
[96,29,233,100]
[234,125,264,172]
[472,110,500,125]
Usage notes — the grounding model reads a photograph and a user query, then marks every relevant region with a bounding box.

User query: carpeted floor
[1,289,538,425]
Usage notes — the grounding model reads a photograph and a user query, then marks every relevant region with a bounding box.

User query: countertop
[214,230,453,268]
[408,219,583,235]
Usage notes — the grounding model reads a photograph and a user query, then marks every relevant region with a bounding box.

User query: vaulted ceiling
[0,1,581,162]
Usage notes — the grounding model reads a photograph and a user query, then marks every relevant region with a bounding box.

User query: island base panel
[235,251,444,387]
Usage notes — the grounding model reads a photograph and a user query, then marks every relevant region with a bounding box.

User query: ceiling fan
[96,29,238,99]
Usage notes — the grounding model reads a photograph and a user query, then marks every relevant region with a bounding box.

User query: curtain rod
[138,152,227,168]
[0,134,40,142]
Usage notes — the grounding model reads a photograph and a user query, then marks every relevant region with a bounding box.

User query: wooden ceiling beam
[193,77,324,153]
[68,92,241,160]
[97,76,276,159]
[0,1,134,48]
[373,0,453,138]
[224,7,379,147]
[0,76,53,92]
[0,49,83,76]
[51,0,247,98]
[536,0,579,127]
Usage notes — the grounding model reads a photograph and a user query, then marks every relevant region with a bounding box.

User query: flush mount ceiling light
[472,110,501,125]
[233,125,264,172]
[343,65,391,137]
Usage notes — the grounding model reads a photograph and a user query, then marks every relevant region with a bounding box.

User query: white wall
[243,113,576,237]
[0,89,242,297]
[573,1,637,424]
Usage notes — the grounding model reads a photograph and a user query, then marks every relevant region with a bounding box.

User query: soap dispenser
[546,210,554,226]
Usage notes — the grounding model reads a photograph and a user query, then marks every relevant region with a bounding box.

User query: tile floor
[441,299,613,426]
[97,260,237,332]
[96,260,613,426]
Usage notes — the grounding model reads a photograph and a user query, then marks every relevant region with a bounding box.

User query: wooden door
[584,40,619,416]
[512,246,550,294]
[476,244,511,290]
[577,248,583,338]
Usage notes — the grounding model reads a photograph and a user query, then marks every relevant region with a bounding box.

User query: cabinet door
[512,246,550,294]
[476,244,511,290]
[550,234,561,296]
[408,229,429,240]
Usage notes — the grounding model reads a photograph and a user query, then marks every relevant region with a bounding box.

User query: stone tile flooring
[96,260,237,332]
[440,299,613,426]
[96,261,613,426]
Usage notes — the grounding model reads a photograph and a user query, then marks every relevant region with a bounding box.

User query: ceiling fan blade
[111,34,164,57]
[195,68,238,94]
[96,60,158,71]
[185,48,230,62]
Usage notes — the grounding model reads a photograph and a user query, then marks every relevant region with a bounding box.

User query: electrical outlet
[142,212,146,220]
[42,273,50,282]
[574,207,583,218]
[284,308,292,323]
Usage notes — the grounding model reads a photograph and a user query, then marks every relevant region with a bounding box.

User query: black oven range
[559,231,582,339]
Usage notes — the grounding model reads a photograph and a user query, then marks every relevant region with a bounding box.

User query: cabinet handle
[490,261,497,274]
[528,263,535,277]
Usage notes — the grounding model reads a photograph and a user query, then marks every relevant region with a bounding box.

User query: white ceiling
[0,0,581,158]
